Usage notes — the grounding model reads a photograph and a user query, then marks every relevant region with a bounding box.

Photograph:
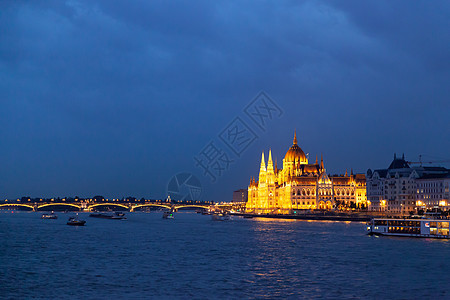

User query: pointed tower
[293,130,298,145]
[260,151,266,170]
[267,149,274,172]
[320,154,324,170]
[345,169,348,177]
[259,151,266,184]
[315,155,318,164]
[267,149,275,185]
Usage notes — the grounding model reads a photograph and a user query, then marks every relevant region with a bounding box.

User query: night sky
[1,1,449,201]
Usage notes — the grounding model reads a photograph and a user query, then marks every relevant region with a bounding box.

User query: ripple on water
[1,212,450,299]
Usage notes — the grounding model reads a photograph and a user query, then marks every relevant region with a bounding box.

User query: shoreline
[232,212,373,222]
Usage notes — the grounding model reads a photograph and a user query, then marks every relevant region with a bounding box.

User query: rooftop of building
[418,172,450,180]
[388,153,410,169]
[368,153,450,179]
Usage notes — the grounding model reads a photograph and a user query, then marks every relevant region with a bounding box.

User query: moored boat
[42,212,58,219]
[367,218,450,238]
[211,212,230,221]
[162,211,174,219]
[67,215,86,226]
[89,212,126,220]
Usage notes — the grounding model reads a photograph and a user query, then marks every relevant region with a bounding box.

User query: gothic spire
[259,151,267,183]
[267,149,274,173]
[293,130,298,145]
[260,151,266,169]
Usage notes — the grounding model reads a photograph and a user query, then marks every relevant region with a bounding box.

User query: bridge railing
[0,200,219,212]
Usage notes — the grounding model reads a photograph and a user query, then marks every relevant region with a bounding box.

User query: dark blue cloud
[0,0,449,200]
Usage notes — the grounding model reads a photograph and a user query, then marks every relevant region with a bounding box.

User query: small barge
[367,218,450,238]
[89,212,126,220]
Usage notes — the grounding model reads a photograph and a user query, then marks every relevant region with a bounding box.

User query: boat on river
[41,212,57,219]
[89,212,126,220]
[67,215,86,226]
[162,211,174,219]
[367,218,450,238]
[211,212,230,221]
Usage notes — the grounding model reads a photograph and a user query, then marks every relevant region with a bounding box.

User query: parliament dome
[284,131,307,163]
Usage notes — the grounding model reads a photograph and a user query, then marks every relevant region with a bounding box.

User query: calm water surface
[1,211,449,299]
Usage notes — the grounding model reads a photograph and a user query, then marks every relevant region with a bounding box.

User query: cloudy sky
[1,0,449,201]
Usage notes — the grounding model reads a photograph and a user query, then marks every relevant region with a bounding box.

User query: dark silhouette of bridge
[0,201,212,212]
[0,200,244,212]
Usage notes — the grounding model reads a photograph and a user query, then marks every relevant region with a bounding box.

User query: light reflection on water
[1,211,449,299]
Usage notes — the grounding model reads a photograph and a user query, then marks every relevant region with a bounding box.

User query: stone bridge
[0,202,213,212]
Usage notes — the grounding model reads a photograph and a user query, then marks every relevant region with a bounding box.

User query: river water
[1,211,449,299]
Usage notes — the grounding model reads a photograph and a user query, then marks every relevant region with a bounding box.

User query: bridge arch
[174,205,209,210]
[37,203,81,211]
[130,204,172,212]
[88,203,130,211]
[0,203,35,211]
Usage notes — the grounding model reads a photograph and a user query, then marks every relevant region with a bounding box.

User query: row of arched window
[291,189,335,196]
[335,189,354,196]
[291,189,356,196]
[252,188,356,198]
[292,189,315,196]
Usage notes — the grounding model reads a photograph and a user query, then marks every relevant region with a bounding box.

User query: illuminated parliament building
[245,132,367,214]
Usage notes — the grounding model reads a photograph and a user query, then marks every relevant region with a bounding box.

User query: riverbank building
[245,132,367,214]
[367,154,450,214]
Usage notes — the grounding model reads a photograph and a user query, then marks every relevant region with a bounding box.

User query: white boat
[367,218,450,238]
[211,212,230,221]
